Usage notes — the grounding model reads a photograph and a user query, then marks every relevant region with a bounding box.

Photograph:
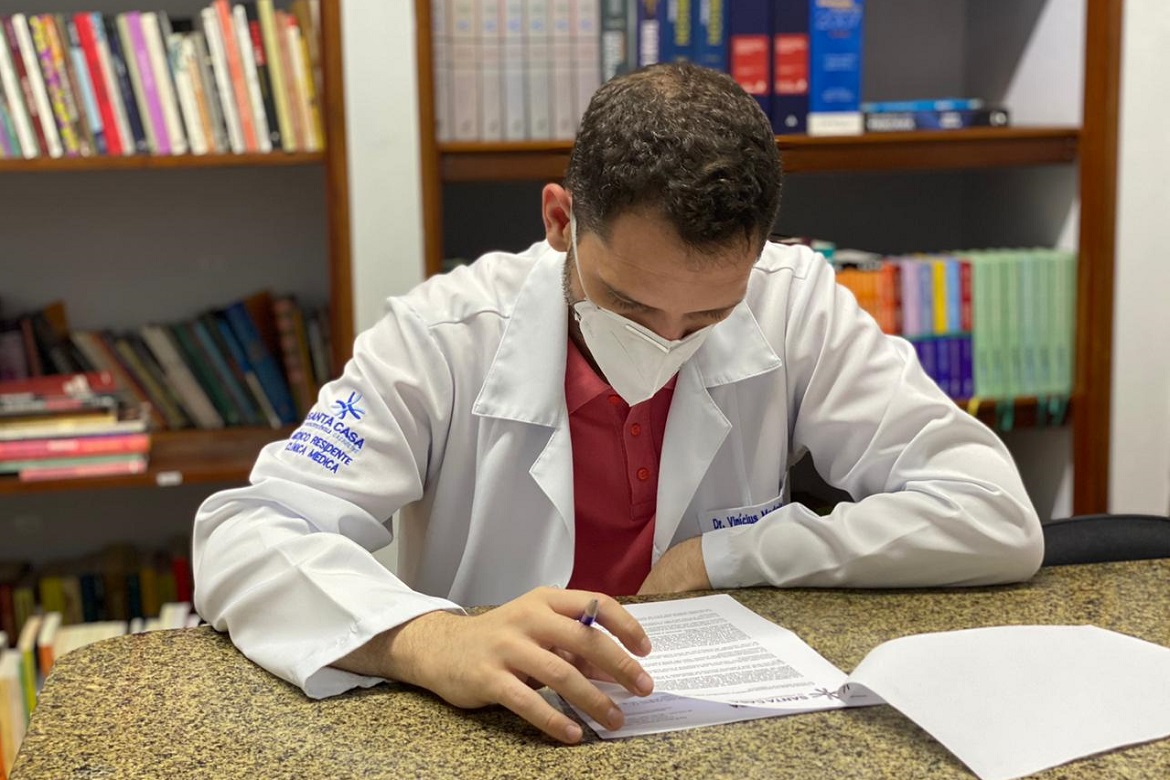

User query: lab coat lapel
[473,247,576,540]
[654,303,783,555]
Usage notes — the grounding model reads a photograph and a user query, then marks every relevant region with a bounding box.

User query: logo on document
[333,391,365,421]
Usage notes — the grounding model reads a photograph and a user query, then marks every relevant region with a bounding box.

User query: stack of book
[0,0,323,159]
[0,371,150,482]
[1,291,331,433]
[431,0,1010,141]
[797,239,1077,402]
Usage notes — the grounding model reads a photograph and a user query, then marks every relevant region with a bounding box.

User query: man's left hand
[637,537,711,595]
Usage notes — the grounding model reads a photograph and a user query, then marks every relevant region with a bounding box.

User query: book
[863,107,1009,133]
[861,97,985,113]
[141,12,189,155]
[728,0,770,117]
[167,32,209,155]
[139,325,223,429]
[808,0,864,136]
[601,0,633,81]
[450,0,479,141]
[771,0,808,134]
[244,2,282,150]
[478,0,504,141]
[549,0,575,140]
[9,14,62,157]
[232,4,272,152]
[213,0,258,151]
[199,6,243,153]
[571,0,600,124]
[72,13,121,156]
[102,14,150,154]
[693,0,727,73]
[0,16,37,158]
[222,297,298,425]
[523,0,552,140]
[636,0,664,68]
[500,0,525,140]
[0,433,149,462]
[63,16,107,156]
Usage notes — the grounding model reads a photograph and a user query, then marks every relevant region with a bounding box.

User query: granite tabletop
[11,559,1170,779]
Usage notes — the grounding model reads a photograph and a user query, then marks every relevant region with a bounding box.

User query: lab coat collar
[473,245,784,425]
[473,246,570,427]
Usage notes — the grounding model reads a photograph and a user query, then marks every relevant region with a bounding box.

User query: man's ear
[542,184,572,252]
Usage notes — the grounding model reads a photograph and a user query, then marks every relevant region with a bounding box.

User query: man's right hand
[334,587,654,744]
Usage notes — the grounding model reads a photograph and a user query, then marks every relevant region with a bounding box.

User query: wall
[1109,2,1170,514]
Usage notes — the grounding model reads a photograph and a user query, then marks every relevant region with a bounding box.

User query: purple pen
[578,598,599,627]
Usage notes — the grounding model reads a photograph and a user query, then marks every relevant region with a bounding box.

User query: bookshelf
[0,0,353,495]
[412,0,1120,515]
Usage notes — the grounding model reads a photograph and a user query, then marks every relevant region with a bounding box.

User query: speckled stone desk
[12,560,1170,779]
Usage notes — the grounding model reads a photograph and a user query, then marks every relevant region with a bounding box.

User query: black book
[243,2,282,150]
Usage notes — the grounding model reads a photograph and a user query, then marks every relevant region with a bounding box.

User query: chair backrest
[1042,514,1170,567]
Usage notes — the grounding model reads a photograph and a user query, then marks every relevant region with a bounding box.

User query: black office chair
[1042,514,1170,566]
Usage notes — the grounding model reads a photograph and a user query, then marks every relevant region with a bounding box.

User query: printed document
[566,594,1170,780]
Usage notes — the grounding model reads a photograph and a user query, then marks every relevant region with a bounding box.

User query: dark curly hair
[564,62,781,259]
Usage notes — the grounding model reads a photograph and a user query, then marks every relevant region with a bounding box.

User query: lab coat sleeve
[192,301,463,698]
[703,254,1044,588]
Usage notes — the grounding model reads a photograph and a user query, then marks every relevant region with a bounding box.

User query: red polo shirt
[564,338,675,595]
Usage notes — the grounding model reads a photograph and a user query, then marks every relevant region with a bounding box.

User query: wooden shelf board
[439,127,1080,182]
[0,152,325,173]
[960,396,1073,429]
[0,426,294,496]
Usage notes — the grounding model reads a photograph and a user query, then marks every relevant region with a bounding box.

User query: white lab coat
[192,241,1043,698]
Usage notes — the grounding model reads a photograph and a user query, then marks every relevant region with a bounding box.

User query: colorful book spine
[213,0,259,151]
[10,14,62,157]
[0,17,37,157]
[636,0,665,67]
[478,0,504,141]
[601,0,632,81]
[571,0,600,123]
[728,0,771,117]
[126,11,171,154]
[861,98,985,113]
[29,15,82,155]
[74,13,122,155]
[245,2,281,149]
[44,15,92,155]
[864,107,1009,133]
[0,433,150,461]
[693,0,727,74]
[807,0,863,136]
[523,0,551,140]
[223,302,298,425]
[257,0,293,149]
[232,4,271,152]
[501,0,526,140]
[549,0,574,140]
[771,0,808,134]
[65,17,108,155]
[103,15,149,154]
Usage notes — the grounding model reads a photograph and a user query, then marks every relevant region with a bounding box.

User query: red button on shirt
[564,339,676,595]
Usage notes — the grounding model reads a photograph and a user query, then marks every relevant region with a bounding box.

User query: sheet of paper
[569,594,880,738]
[845,625,1170,780]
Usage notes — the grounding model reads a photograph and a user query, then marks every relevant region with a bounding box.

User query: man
[193,63,1042,745]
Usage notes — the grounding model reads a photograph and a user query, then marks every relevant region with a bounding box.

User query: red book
[0,432,149,460]
[18,455,147,482]
[0,370,118,398]
[74,13,123,155]
[214,0,258,151]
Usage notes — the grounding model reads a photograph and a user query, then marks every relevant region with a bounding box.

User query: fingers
[493,674,585,744]
[512,643,625,735]
[535,592,654,698]
[542,588,653,657]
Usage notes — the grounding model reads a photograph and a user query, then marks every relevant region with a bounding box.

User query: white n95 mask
[569,212,713,406]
